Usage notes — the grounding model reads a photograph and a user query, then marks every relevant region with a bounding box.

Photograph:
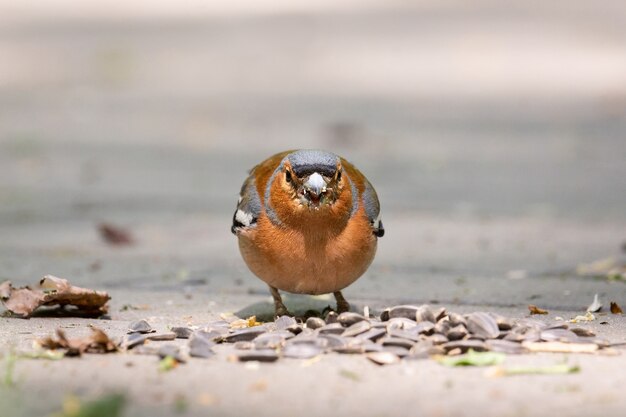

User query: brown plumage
[232,149,383,316]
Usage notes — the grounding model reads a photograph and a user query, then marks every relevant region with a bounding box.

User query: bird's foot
[269,285,293,317]
[333,291,351,314]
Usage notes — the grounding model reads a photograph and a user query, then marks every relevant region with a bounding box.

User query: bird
[231,149,384,317]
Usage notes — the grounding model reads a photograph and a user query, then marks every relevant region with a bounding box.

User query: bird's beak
[302,172,327,205]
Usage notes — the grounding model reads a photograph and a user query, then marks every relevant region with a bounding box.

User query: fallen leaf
[528,305,549,315]
[0,275,110,317]
[610,302,623,314]
[522,341,598,354]
[487,363,580,377]
[586,293,602,312]
[436,350,506,367]
[37,327,117,356]
[98,223,134,245]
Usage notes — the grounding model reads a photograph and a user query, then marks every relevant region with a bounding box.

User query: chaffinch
[231,149,384,317]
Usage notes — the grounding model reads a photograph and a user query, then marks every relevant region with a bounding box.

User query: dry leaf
[528,305,549,315]
[98,223,134,245]
[610,302,623,314]
[0,276,110,317]
[38,327,118,356]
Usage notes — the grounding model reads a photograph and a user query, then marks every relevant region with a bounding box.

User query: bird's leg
[333,291,350,313]
[269,286,292,317]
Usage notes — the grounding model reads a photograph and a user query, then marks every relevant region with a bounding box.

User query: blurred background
[1,0,625,306]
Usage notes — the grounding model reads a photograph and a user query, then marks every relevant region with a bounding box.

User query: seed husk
[337,312,367,327]
[222,327,267,343]
[386,318,418,331]
[367,351,401,365]
[570,327,596,337]
[355,328,386,342]
[157,344,186,363]
[189,335,215,358]
[305,317,325,330]
[325,311,338,324]
[128,320,154,334]
[171,327,193,339]
[282,343,322,359]
[388,305,419,320]
[235,350,279,362]
[466,312,500,339]
[233,341,254,350]
[433,321,451,335]
[442,340,488,353]
[275,315,299,332]
[446,325,468,341]
[540,329,580,343]
[448,313,467,327]
[485,339,527,354]
[415,305,436,323]
[318,323,345,335]
[342,320,372,337]
[146,332,177,341]
[254,333,287,350]
[378,336,415,350]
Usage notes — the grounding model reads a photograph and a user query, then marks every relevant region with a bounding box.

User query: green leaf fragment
[158,355,178,372]
[436,349,506,367]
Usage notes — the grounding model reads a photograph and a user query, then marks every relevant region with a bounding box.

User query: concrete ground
[1,1,626,416]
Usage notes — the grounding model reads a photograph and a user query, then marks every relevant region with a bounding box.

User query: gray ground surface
[1,1,626,416]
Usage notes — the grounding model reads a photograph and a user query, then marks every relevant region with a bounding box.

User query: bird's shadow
[235,294,355,321]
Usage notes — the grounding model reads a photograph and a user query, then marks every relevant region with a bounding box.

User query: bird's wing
[362,180,384,237]
[231,173,262,234]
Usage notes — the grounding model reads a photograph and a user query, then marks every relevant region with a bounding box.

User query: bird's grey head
[281,150,343,209]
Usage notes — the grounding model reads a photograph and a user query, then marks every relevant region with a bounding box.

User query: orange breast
[237,206,377,295]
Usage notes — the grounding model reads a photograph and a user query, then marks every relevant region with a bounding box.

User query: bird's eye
[336,170,342,182]
[285,170,292,183]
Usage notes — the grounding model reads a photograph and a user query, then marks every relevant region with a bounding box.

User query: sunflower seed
[415,305,436,323]
[355,328,387,342]
[442,340,488,353]
[338,312,367,327]
[222,327,267,343]
[158,344,186,363]
[446,325,468,341]
[282,343,322,359]
[254,333,287,349]
[235,350,279,362]
[305,317,326,330]
[147,332,176,341]
[342,320,372,337]
[318,323,345,335]
[388,305,419,320]
[570,327,596,337]
[448,313,467,327]
[275,315,299,332]
[379,336,414,349]
[485,339,526,354]
[189,335,215,358]
[367,351,401,365]
[540,329,580,343]
[171,327,193,339]
[466,312,500,339]
[128,320,154,334]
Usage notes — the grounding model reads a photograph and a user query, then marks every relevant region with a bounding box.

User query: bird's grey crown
[285,150,339,177]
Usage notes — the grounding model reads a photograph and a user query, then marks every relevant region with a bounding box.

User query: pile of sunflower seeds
[122,304,615,365]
